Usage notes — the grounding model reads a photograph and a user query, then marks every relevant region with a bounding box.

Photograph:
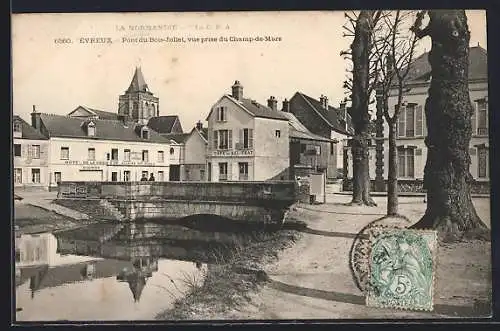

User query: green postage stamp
[366,228,437,311]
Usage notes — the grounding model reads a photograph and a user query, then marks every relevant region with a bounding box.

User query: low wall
[342,178,490,195]
[58,181,297,205]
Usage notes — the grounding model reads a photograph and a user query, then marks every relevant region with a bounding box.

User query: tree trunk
[349,10,376,206]
[410,10,489,241]
[387,119,398,215]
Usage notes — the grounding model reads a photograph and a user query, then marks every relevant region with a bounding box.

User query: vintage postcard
[12,10,491,322]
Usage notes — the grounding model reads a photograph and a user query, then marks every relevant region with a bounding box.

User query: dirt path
[215,194,491,320]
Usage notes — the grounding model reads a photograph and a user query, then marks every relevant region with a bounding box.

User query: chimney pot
[282,98,290,112]
[196,121,203,130]
[231,80,243,101]
[267,96,278,111]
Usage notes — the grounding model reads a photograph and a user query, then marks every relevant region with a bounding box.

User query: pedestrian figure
[149,173,155,181]
[140,173,148,181]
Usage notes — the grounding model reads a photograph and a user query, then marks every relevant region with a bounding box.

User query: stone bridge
[56,181,304,225]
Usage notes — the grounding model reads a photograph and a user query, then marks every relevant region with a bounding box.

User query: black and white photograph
[11,10,491,322]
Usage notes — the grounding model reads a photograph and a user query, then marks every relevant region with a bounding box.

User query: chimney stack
[196,120,203,130]
[231,80,243,101]
[319,95,328,109]
[31,105,41,131]
[267,96,278,111]
[282,98,290,112]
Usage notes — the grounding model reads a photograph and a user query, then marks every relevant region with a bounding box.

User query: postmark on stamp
[366,228,437,311]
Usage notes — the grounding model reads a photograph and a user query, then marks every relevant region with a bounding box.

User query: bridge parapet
[58,181,299,205]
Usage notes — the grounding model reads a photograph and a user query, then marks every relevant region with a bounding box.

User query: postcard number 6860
[54,38,72,44]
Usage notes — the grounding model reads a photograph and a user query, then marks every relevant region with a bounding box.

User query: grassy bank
[156,224,303,320]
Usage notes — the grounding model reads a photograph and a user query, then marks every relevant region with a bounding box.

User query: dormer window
[14,122,22,133]
[87,121,96,137]
[141,127,149,139]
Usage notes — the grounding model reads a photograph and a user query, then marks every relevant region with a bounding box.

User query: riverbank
[156,208,306,320]
[158,195,492,320]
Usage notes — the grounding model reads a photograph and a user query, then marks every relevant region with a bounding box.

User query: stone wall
[341,178,490,195]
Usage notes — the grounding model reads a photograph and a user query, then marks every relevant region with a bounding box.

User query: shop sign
[211,149,254,157]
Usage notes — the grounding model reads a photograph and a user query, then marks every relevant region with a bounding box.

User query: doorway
[169,165,181,181]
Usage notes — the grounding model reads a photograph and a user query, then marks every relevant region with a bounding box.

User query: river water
[14,221,234,322]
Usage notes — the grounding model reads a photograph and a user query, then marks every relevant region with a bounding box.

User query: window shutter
[214,130,219,150]
[207,129,212,149]
[397,105,406,137]
[227,162,232,180]
[415,105,423,136]
[248,162,253,180]
[239,129,244,147]
[249,129,254,148]
[422,107,427,136]
[228,130,233,149]
[471,102,477,135]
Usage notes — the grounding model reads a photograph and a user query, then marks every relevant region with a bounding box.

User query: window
[478,146,488,178]
[158,151,164,163]
[14,122,22,133]
[239,128,253,149]
[31,168,41,183]
[60,147,69,160]
[200,169,205,180]
[141,127,149,139]
[397,104,424,137]
[123,171,130,182]
[477,99,488,136]
[106,153,110,161]
[88,148,95,161]
[239,162,249,180]
[217,106,227,121]
[170,147,175,155]
[301,144,306,153]
[54,172,61,184]
[111,172,118,182]
[397,147,415,178]
[142,150,149,162]
[330,142,335,155]
[14,168,22,184]
[14,144,21,157]
[219,162,228,181]
[124,149,131,161]
[142,170,149,178]
[30,145,40,159]
[215,130,232,150]
[158,171,164,181]
[275,130,281,138]
[111,148,118,161]
[87,122,96,136]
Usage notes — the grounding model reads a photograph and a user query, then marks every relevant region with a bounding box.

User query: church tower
[118,67,159,124]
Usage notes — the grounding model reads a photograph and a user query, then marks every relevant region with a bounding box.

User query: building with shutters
[30,110,171,189]
[344,45,489,193]
[206,81,290,182]
[13,115,50,189]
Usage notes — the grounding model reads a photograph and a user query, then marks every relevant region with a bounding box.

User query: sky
[12,10,487,130]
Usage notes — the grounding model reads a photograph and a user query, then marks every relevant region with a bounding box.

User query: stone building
[13,114,50,190]
[343,45,489,193]
[206,81,290,181]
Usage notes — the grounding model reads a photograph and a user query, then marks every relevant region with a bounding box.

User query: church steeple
[118,66,159,124]
[127,66,150,93]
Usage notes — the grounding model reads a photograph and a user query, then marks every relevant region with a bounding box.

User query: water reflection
[14,222,217,321]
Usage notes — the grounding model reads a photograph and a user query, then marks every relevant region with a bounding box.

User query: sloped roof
[199,127,208,141]
[219,95,289,121]
[127,66,150,93]
[13,115,48,140]
[68,105,120,120]
[280,112,333,142]
[39,113,169,143]
[161,132,190,144]
[294,92,351,135]
[147,116,180,134]
[404,45,488,84]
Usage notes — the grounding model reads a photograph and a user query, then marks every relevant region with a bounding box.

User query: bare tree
[372,10,420,217]
[342,10,383,206]
[409,10,489,241]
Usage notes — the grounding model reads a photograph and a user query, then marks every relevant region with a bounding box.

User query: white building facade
[206,81,290,182]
